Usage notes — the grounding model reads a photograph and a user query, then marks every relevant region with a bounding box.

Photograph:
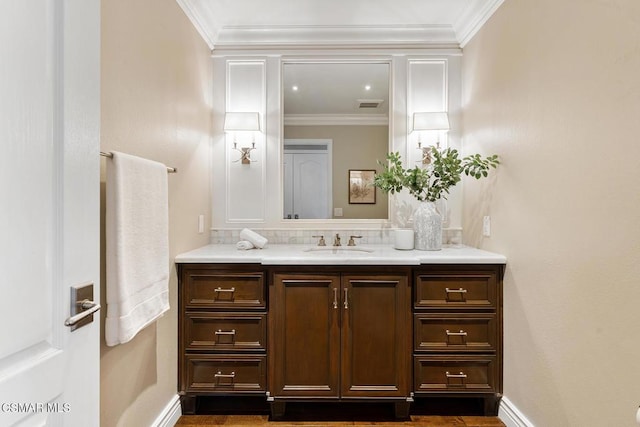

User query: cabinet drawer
[184,271,266,309]
[185,355,266,393]
[414,314,496,353]
[414,356,496,393]
[414,272,497,310]
[185,312,266,352]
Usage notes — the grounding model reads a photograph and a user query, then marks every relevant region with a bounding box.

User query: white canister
[394,229,414,250]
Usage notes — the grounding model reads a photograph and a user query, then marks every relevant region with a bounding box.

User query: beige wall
[462,1,640,425]
[100,0,212,425]
[285,125,389,219]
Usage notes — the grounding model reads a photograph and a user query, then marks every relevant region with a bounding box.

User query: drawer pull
[445,329,468,344]
[445,371,467,378]
[445,287,467,301]
[445,287,467,293]
[213,287,236,300]
[214,329,236,336]
[445,371,467,386]
[214,371,236,380]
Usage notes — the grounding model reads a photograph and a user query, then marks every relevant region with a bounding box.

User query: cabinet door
[340,274,411,398]
[269,273,341,397]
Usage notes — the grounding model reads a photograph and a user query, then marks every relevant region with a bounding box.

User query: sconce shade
[412,112,450,132]
[224,112,261,132]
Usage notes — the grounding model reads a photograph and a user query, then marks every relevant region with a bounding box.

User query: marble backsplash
[210,228,463,246]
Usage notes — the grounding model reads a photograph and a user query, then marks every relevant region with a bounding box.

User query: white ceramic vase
[413,201,442,251]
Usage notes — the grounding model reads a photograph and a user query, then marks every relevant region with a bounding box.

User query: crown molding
[214,24,458,50]
[454,0,505,47]
[177,0,505,52]
[211,45,462,58]
[176,0,215,50]
[284,114,389,126]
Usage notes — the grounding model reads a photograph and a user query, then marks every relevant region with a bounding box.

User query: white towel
[105,151,170,346]
[236,240,255,250]
[239,228,268,248]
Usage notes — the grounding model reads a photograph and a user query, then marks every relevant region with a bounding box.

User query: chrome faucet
[333,233,341,247]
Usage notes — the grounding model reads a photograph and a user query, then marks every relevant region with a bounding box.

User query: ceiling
[283,63,390,119]
[177,0,505,50]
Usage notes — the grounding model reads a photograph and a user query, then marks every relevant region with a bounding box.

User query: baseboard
[152,394,182,427]
[499,396,535,427]
[153,392,531,427]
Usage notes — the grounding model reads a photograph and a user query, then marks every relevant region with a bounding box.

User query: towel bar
[100,151,177,173]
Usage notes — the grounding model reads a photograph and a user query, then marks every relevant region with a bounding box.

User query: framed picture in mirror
[348,170,376,204]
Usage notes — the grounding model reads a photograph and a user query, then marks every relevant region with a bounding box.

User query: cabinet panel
[185,354,266,393]
[178,264,268,412]
[412,265,503,416]
[414,313,496,353]
[414,356,496,393]
[184,270,266,309]
[414,270,497,310]
[341,275,411,398]
[269,274,341,397]
[185,312,266,352]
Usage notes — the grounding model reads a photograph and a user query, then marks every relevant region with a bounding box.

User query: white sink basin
[304,246,374,255]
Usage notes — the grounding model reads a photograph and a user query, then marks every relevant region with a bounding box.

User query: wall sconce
[223,112,261,164]
[412,112,450,165]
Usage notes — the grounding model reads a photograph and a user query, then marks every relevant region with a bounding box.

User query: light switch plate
[483,216,491,237]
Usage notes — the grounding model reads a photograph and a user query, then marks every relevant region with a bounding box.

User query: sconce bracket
[233,144,257,164]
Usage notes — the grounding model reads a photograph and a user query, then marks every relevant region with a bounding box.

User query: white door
[283,140,332,219]
[283,152,330,219]
[0,1,100,426]
[293,153,329,219]
[283,153,295,218]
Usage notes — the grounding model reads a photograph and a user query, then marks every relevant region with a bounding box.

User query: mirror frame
[279,57,394,226]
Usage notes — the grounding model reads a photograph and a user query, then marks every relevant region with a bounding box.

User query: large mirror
[282,62,390,220]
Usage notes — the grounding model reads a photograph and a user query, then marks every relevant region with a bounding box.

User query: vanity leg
[180,395,197,415]
[484,393,503,416]
[394,401,411,419]
[270,400,286,420]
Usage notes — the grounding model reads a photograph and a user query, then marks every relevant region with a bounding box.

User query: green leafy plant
[373,147,499,202]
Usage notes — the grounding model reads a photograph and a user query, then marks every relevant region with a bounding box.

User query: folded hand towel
[236,240,255,250]
[105,151,170,346]
[239,228,268,249]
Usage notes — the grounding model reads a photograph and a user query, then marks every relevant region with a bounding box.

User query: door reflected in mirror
[283,62,390,220]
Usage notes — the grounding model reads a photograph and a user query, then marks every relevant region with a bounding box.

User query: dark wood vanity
[177,259,504,418]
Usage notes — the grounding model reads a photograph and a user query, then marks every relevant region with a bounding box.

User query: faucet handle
[347,235,363,246]
[312,235,326,246]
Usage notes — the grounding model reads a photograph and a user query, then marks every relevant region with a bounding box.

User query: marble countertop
[175,244,506,265]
